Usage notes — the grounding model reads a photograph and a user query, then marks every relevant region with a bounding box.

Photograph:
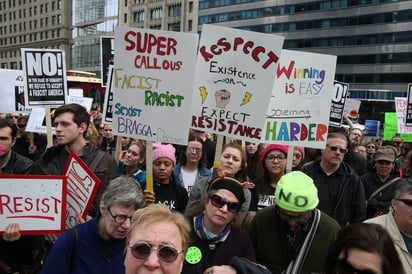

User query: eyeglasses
[107,208,132,224]
[265,154,287,162]
[17,124,26,128]
[393,141,401,146]
[277,207,311,224]
[186,147,202,155]
[333,257,378,274]
[128,242,182,264]
[326,145,347,154]
[209,194,241,213]
[366,146,375,149]
[8,115,19,119]
[104,129,113,132]
[396,199,412,207]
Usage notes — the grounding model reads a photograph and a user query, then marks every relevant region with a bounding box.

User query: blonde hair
[127,204,190,253]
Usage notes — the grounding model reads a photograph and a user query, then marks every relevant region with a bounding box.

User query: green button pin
[185,246,202,264]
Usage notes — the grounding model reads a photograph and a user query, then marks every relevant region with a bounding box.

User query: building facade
[198,0,412,99]
[0,0,197,75]
[119,0,198,32]
[0,0,70,69]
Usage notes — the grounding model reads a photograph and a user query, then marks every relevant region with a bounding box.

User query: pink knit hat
[152,143,176,166]
[259,144,289,166]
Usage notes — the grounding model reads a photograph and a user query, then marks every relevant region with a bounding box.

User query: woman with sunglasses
[324,223,404,274]
[185,143,251,226]
[174,135,211,195]
[125,204,190,274]
[364,178,412,271]
[182,177,256,274]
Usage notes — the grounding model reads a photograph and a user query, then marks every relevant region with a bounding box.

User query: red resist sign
[0,175,67,235]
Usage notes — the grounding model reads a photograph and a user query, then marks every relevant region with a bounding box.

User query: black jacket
[301,160,366,226]
[35,143,118,213]
[2,151,34,175]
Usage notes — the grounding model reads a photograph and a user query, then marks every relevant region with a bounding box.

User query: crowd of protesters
[1,106,411,274]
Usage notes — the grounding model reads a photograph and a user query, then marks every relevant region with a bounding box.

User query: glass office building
[198,0,412,100]
[71,0,118,75]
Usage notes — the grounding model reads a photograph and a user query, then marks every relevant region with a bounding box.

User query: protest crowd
[1,106,411,274]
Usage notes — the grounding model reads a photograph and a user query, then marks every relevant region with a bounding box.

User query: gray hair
[327,132,348,148]
[393,178,412,199]
[100,176,145,209]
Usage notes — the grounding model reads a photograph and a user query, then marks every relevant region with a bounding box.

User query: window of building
[168,4,181,16]
[124,13,127,23]
[188,20,192,31]
[168,22,180,31]
[150,8,162,19]
[124,0,127,7]
[150,25,161,29]
[189,1,193,12]
[134,11,144,22]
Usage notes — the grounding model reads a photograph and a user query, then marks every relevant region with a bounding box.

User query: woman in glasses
[118,141,147,189]
[185,143,251,226]
[182,177,256,274]
[174,135,211,195]
[364,178,412,271]
[324,223,404,274]
[40,176,145,274]
[244,144,288,228]
[125,204,190,274]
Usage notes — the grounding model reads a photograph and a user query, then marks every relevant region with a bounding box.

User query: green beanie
[275,171,319,212]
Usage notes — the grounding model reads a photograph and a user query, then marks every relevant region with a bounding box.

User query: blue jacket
[118,161,147,188]
[40,215,126,274]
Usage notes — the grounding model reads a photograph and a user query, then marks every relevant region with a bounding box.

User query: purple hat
[152,143,176,166]
[259,144,289,166]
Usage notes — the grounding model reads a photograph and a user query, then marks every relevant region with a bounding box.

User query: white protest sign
[0,69,31,113]
[191,24,284,142]
[21,48,68,106]
[112,27,199,145]
[343,98,362,119]
[25,98,91,134]
[262,49,337,149]
[0,175,66,235]
[63,152,101,228]
[68,96,93,111]
[395,97,412,134]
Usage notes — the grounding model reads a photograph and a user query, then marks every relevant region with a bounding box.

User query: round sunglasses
[128,242,182,264]
[209,194,241,213]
